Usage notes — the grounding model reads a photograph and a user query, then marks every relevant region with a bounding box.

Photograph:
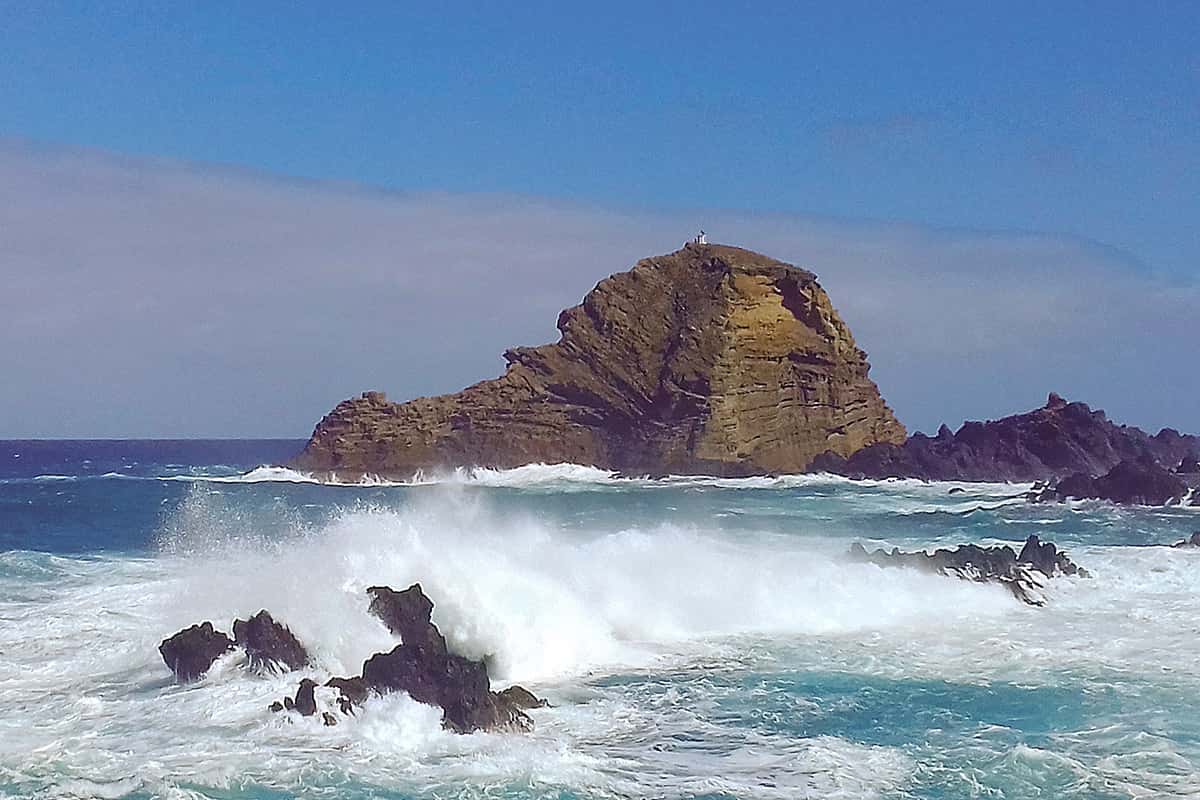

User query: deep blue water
[1,441,1198,799]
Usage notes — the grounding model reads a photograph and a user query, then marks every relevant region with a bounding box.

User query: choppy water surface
[1,441,1198,799]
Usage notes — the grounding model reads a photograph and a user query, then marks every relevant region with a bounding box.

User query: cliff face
[293,243,905,477]
[812,393,1200,482]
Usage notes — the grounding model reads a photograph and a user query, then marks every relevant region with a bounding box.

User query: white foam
[5,483,1200,797]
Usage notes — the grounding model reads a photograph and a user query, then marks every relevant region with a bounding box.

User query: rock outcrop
[293,243,905,478]
[161,613,307,682]
[361,583,534,732]
[158,622,233,682]
[1172,532,1200,548]
[1031,457,1193,506]
[849,534,1088,606]
[233,610,309,673]
[815,393,1200,484]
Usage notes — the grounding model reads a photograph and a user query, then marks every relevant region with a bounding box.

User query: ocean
[2,440,1199,799]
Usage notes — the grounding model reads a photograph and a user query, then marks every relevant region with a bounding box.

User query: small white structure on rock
[693,230,707,245]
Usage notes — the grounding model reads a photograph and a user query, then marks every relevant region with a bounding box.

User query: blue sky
[1,3,1197,436]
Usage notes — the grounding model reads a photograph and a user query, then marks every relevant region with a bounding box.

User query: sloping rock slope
[293,243,905,477]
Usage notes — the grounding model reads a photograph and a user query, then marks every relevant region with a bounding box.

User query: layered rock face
[293,243,905,477]
[814,393,1200,483]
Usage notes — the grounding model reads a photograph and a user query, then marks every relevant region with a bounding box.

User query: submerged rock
[232,610,309,673]
[291,244,905,478]
[848,534,1088,606]
[1171,532,1200,548]
[159,622,233,682]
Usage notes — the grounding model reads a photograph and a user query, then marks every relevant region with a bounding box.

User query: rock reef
[849,534,1088,606]
[293,243,905,478]
[160,584,545,734]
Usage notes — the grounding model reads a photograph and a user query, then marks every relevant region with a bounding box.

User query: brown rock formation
[293,243,905,478]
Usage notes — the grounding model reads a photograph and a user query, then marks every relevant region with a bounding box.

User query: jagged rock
[293,678,317,716]
[1176,457,1200,474]
[360,583,531,732]
[159,622,233,682]
[291,244,905,478]
[232,610,308,673]
[815,393,1200,482]
[1034,457,1189,506]
[497,685,549,709]
[326,676,369,714]
[1171,532,1200,548]
[367,584,447,653]
[848,534,1088,606]
[322,712,338,727]
[269,701,284,713]
[1018,534,1087,577]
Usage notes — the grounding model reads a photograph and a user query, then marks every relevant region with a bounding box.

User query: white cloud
[1,141,1195,437]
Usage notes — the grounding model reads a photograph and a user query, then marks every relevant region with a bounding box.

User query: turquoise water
[1,442,1199,799]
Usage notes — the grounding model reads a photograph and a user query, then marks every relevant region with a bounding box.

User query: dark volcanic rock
[293,678,317,716]
[159,622,234,682]
[1176,457,1200,475]
[326,676,369,714]
[1035,457,1189,506]
[367,584,447,653]
[233,610,309,672]
[292,244,905,478]
[496,685,549,709]
[361,583,531,732]
[816,393,1200,483]
[849,534,1088,606]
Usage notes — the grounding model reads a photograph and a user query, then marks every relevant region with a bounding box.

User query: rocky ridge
[813,393,1200,486]
[293,243,905,478]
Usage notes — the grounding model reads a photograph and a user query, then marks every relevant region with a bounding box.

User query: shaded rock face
[292,244,905,478]
[158,622,233,682]
[849,535,1088,606]
[1033,457,1190,506]
[816,393,1200,483]
[497,685,550,710]
[1176,457,1200,475]
[362,583,531,733]
[169,585,545,734]
[232,610,309,673]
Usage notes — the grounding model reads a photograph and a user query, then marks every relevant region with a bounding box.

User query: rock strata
[815,393,1200,485]
[849,534,1088,606]
[158,622,233,682]
[293,243,905,478]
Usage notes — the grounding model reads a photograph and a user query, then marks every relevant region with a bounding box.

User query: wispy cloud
[1,141,1194,437]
